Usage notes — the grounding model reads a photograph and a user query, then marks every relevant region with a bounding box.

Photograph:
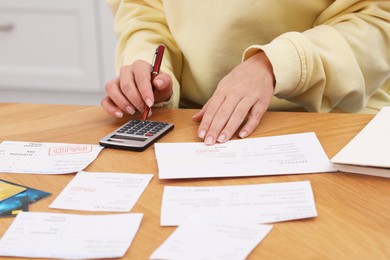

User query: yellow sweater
[107,0,390,113]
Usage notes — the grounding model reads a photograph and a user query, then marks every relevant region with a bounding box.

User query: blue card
[0,180,51,217]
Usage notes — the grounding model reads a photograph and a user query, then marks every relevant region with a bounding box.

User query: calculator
[99,119,174,151]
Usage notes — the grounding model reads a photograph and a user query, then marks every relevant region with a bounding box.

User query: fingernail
[205,136,214,145]
[114,111,123,118]
[125,106,135,115]
[198,130,206,139]
[146,98,153,108]
[155,79,163,88]
[239,130,248,138]
[148,109,152,117]
[217,133,226,143]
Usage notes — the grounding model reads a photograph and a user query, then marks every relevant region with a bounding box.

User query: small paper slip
[0,141,104,174]
[50,171,153,212]
[155,132,335,179]
[0,212,142,259]
[150,214,272,260]
[0,180,26,202]
[331,106,390,178]
[161,181,317,226]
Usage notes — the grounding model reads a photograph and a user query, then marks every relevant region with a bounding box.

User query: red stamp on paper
[48,145,93,156]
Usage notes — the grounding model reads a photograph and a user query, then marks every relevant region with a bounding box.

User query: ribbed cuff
[243,32,304,98]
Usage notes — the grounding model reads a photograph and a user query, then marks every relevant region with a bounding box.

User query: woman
[101,0,390,145]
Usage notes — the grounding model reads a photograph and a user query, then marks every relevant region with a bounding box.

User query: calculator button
[115,120,170,137]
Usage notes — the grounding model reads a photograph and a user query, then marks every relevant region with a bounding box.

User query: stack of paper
[331,106,390,178]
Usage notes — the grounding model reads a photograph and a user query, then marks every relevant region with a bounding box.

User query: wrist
[248,51,276,88]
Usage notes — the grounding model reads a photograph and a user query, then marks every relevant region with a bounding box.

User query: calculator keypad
[116,120,169,137]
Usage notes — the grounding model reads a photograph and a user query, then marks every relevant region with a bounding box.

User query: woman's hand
[192,51,275,145]
[101,60,173,118]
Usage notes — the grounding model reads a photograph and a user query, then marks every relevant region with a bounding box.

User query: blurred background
[0,0,117,105]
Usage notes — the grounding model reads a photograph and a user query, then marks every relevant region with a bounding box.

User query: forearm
[244,0,390,113]
[106,0,183,108]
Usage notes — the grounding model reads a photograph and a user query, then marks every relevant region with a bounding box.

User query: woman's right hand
[101,60,173,118]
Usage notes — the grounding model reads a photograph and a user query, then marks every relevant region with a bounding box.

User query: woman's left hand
[192,51,275,145]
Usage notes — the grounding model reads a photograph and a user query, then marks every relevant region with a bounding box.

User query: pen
[143,45,165,121]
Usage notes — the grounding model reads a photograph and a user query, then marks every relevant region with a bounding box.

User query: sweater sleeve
[105,0,182,108]
[244,0,390,113]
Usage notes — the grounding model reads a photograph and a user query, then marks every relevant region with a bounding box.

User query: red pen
[143,45,165,121]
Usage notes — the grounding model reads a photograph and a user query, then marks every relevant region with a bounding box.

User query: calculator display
[99,119,174,151]
[111,135,147,142]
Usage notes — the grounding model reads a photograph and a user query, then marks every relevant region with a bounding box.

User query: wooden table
[0,103,389,260]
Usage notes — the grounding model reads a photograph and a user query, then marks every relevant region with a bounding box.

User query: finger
[238,100,267,138]
[104,78,136,115]
[198,95,226,145]
[192,100,210,123]
[204,96,242,145]
[100,96,123,118]
[133,60,154,108]
[118,64,147,113]
[217,98,255,143]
